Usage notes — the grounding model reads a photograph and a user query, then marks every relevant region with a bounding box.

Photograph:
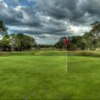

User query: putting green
[0,55,100,100]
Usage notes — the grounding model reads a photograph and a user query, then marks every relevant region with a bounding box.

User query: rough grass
[0,50,100,57]
[0,54,100,100]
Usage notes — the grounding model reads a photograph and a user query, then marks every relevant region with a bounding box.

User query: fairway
[0,55,100,100]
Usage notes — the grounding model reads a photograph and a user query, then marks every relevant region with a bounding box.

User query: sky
[0,0,100,44]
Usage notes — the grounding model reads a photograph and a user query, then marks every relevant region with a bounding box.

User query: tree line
[0,20,36,51]
[55,21,100,50]
[0,20,100,51]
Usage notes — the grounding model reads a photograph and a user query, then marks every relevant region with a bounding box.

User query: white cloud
[0,0,8,8]
[67,25,91,35]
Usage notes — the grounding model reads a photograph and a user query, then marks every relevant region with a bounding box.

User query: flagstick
[66,45,68,72]
[65,36,69,72]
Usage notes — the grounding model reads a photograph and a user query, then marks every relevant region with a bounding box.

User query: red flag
[65,37,69,46]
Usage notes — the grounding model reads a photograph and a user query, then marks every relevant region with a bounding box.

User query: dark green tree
[55,37,66,49]
[0,20,7,35]
[0,34,11,51]
[10,33,36,51]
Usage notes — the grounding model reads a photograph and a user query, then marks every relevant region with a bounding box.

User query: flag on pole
[65,37,69,46]
[65,37,69,72]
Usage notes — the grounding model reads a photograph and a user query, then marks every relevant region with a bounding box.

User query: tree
[0,20,7,35]
[10,33,36,51]
[91,21,100,38]
[0,34,11,51]
[82,32,95,50]
[55,37,66,49]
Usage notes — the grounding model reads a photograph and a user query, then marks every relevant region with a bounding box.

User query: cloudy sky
[0,0,100,44]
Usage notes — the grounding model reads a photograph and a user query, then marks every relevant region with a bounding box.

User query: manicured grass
[0,55,100,100]
[68,56,100,100]
[0,56,67,100]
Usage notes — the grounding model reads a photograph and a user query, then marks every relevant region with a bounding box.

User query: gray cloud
[0,1,41,27]
[0,0,100,44]
[37,0,100,24]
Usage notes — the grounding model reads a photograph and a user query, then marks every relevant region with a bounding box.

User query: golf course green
[0,51,100,100]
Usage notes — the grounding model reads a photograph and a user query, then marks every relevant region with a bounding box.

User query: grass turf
[0,55,100,100]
